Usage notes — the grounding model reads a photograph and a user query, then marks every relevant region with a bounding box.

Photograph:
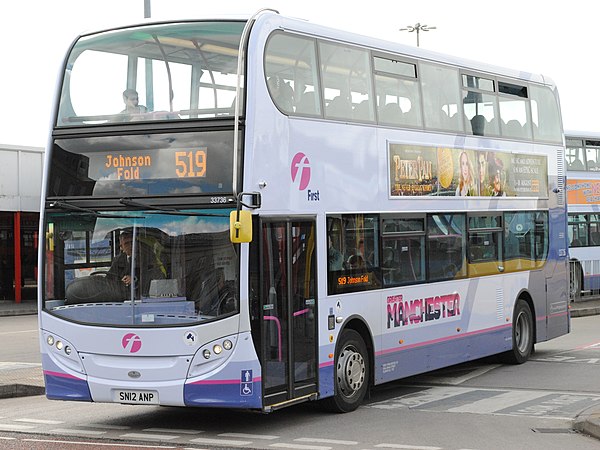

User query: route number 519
[175,150,207,177]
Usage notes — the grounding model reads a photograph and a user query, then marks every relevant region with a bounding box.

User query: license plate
[114,389,159,404]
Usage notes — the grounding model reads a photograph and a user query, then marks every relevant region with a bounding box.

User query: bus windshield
[57,21,245,126]
[43,209,239,326]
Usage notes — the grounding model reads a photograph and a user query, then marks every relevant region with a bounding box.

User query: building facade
[0,144,44,303]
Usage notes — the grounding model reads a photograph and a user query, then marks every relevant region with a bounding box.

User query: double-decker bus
[565,131,600,299]
[40,10,569,413]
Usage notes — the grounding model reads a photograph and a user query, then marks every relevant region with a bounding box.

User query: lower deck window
[327,210,548,295]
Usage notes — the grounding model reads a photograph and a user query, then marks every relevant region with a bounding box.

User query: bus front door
[260,219,318,410]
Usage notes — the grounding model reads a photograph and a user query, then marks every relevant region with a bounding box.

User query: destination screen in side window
[49,131,235,197]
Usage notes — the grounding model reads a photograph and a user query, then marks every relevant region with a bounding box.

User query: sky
[0,0,594,148]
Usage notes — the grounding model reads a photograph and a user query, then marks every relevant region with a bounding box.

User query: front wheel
[500,299,534,364]
[321,329,369,413]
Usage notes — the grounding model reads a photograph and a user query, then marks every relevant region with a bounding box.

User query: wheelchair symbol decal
[241,369,253,396]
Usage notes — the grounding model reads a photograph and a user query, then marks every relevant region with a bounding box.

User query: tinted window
[57,22,245,126]
[420,62,463,132]
[265,33,321,115]
[427,214,466,280]
[319,42,374,121]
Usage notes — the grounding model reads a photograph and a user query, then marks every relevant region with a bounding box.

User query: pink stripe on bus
[375,323,510,356]
[188,377,261,386]
[43,370,82,381]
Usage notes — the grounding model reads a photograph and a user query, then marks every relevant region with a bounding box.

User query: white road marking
[220,432,279,439]
[48,428,107,436]
[419,364,501,385]
[84,423,131,430]
[0,423,36,431]
[0,329,38,336]
[24,439,177,448]
[120,432,179,440]
[143,427,203,434]
[370,386,468,409]
[14,418,64,424]
[190,437,253,446]
[270,444,332,450]
[375,444,441,449]
[295,437,358,445]
[447,390,549,414]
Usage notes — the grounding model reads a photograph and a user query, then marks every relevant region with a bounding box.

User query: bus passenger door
[258,219,318,409]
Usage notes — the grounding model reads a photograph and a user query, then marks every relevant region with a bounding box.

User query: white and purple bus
[565,131,600,299]
[39,10,569,413]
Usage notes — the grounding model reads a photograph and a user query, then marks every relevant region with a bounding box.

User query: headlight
[47,335,55,346]
[223,340,233,351]
[213,344,223,355]
[202,349,211,359]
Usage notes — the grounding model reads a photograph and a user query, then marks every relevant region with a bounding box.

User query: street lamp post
[399,23,436,47]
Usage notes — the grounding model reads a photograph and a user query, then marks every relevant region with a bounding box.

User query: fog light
[202,349,211,359]
[213,344,223,355]
[64,346,72,356]
[46,336,54,346]
[223,340,233,351]
[56,341,64,351]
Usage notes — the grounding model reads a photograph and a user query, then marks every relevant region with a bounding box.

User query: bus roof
[70,10,556,89]
[565,130,600,139]
[258,13,555,88]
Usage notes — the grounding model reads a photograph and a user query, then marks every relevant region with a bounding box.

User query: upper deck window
[462,74,495,92]
[498,82,528,98]
[319,42,374,122]
[462,74,499,137]
[264,33,321,116]
[374,57,416,78]
[374,56,422,127]
[262,30,563,144]
[57,21,245,127]
[529,85,562,143]
[497,81,532,139]
[420,62,463,133]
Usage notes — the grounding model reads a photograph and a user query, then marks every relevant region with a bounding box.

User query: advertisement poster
[389,143,548,198]
[567,179,600,205]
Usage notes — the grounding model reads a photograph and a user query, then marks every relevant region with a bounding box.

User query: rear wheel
[500,298,534,364]
[321,329,369,413]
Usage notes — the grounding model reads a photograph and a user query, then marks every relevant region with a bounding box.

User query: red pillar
[13,211,21,303]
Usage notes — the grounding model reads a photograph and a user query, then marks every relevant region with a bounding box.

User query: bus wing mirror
[230,192,260,243]
[230,210,252,243]
[238,192,261,209]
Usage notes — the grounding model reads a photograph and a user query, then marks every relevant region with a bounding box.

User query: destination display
[48,131,235,197]
[98,148,207,180]
[388,144,548,198]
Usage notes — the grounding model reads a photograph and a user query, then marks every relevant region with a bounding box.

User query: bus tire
[321,329,369,413]
[500,298,534,364]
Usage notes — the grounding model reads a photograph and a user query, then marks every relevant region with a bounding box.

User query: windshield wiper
[49,200,144,219]
[49,200,97,214]
[119,198,229,217]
